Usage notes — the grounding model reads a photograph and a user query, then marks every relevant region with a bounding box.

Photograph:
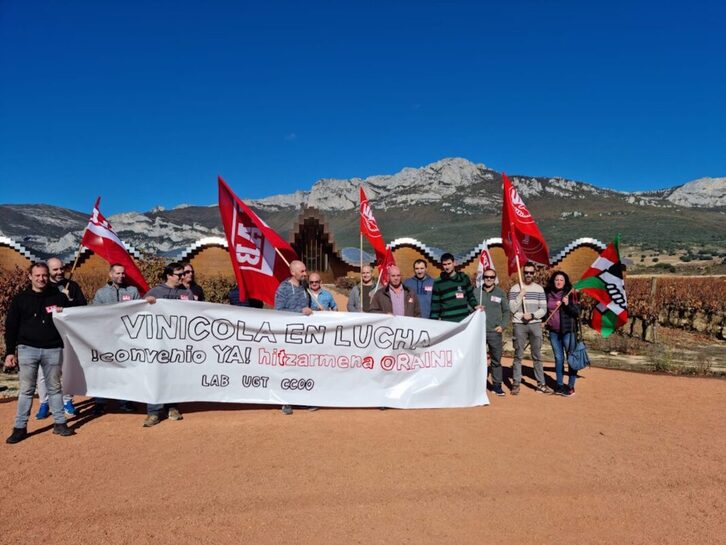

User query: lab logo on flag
[361,202,382,239]
[510,187,533,223]
[232,212,274,275]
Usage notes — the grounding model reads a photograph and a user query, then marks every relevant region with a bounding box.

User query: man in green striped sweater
[430,253,481,322]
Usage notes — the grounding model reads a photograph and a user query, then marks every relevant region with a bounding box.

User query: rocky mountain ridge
[249,158,726,211]
[1,158,724,259]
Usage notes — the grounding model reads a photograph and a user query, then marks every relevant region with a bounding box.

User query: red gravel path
[1,363,725,545]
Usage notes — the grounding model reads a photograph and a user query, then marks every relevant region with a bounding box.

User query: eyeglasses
[524,271,535,276]
[183,270,193,275]
[173,273,185,277]
[309,281,321,285]
[483,276,496,280]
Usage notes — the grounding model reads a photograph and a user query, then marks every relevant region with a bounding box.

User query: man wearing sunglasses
[480,268,509,397]
[307,273,337,311]
[508,263,551,395]
[145,263,195,302]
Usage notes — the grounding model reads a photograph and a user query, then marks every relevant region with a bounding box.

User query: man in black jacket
[34,257,87,418]
[4,263,76,444]
[48,257,87,305]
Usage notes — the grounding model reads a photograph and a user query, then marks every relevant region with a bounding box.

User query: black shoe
[52,423,76,437]
[6,427,27,444]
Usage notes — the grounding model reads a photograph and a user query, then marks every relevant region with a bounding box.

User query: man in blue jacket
[403,259,434,318]
[274,260,312,415]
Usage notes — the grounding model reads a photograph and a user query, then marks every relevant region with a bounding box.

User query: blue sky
[1,0,724,215]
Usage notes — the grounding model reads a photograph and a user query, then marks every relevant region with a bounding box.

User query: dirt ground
[1,359,725,545]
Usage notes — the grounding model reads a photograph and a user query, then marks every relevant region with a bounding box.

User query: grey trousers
[512,322,545,385]
[36,367,73,405]
[486,331,504,386]
[15,345,66,428]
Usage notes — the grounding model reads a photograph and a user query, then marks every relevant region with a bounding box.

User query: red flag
[218,176,298,306]
[378,247,397,286]
[475,243,494,288]
[359,187,387,263]
[81,197,150,293]
[500,173,550,275]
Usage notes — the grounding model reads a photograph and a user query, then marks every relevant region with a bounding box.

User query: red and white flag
[500,173,550,275]
[359,187,387,262]
[475,243,494,288]
[359,187,396,284]
[218,176,298,306]
[81,197,150,293]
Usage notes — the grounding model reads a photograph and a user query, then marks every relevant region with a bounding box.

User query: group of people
[4,254,582,444]
[3,260,205,443]
[274,255,582,401]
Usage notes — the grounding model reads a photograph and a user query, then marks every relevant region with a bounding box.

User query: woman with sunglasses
[544,271,581,396]
[180,263,205,301]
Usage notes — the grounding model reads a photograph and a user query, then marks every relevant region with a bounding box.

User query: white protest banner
[54,300,488,409]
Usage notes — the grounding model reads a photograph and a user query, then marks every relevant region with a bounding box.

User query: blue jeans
[15,345,66,428]
[549,331,577,388]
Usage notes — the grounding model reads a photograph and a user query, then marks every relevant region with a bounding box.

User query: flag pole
[275,247,291,269]
[515,253,527,317]
[65,237,86,284]
[59,238,86,300]
[542,287,575,327]
[67,196,101,283]
[478,278,483,306]
[360,232,363,303]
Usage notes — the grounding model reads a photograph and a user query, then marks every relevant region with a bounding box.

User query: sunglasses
[483,275,496,280]
[309,281,321,284]
[524,271,535,275]
[173,272,185,277]
[183,270,193,275]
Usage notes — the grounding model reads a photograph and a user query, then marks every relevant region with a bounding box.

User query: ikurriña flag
[500,172,550,275]
[81,197,150,294]
[574,235,628,338]
[218,176,298,306]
